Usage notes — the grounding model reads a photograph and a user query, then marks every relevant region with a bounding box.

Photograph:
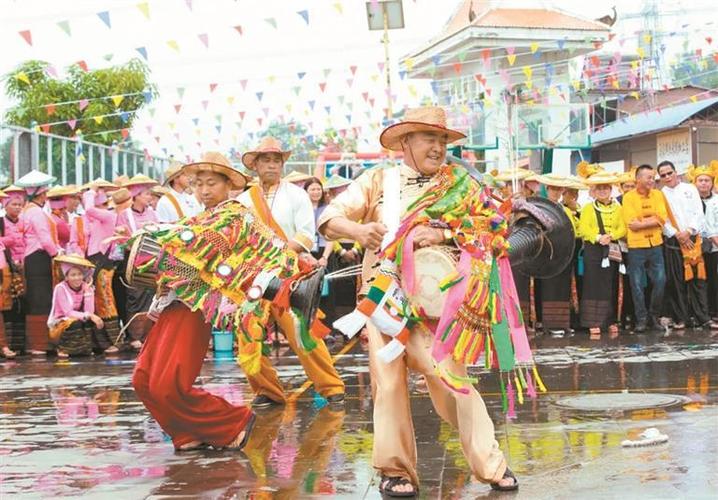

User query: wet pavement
[2,330,717,499]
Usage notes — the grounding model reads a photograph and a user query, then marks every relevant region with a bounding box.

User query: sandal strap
[380,475,416,494]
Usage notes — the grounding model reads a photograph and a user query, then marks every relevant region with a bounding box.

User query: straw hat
[163,161,184,186]
[324,175,352,190]
[283,170,312,184]
[617,167,638,186]
[537,173,574,188]
[183,151,250,189]
[150,185,167,197]
[54,254,95,270]
[109,187,132,210]
[47,185,80,199]
[124,174,158,197]
[582,171,620,186]
[686,160,718,183]
[90,178,119,191]
[565,175,589,190]
[113,175,130,187]
[379,106,466,152]
[493,168,537,182]
[3,185,24,195]
[241,137,291,170]
[0,190,7,199]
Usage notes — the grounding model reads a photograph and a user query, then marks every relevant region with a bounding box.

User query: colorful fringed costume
[334,165,544,413]
[129,200,323,375]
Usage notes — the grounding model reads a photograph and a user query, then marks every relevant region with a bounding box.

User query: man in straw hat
[688,161,718,321]
[132,152,256,452]
[238,137,345,409]
[318,106,520,494]
[156,160,202,223]
[16,170,62,355]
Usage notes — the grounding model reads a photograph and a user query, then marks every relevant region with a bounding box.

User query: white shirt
[702,194,718,252]
[238,181,315,252]
[156,188,203,223]
[662,182,705,237]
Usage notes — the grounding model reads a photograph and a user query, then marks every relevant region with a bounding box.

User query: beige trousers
[367,322,507,486]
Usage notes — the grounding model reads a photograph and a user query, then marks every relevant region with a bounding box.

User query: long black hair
[303,177,327,207]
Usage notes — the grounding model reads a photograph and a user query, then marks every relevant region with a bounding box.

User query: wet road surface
[2,330,717,499]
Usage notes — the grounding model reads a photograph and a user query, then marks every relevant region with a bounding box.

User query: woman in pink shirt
[48,254,105,358]
[115,175,159,349]
[17,170,60,356]
[0,192,16,358]
[0,186,26,355]
[46,186,76,251]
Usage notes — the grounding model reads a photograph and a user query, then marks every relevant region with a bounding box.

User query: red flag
[319,82,327,92]
[45,104,56,116]
[209,83,218,92]
[174,104,182,113]
[41,123,51,133]
[121,128,129,139]
[233,25,243,36]
[18,30,32,46]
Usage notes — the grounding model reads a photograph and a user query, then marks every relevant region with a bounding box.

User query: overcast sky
[1,0,716,160]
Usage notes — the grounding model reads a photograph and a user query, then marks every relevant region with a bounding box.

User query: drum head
[406,247,457,319]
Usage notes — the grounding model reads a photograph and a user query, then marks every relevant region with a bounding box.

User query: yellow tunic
[578,200,627,243]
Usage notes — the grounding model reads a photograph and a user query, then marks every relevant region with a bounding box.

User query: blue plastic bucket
[212,331,234,353]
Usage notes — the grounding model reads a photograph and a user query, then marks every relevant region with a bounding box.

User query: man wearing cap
[16,170,62,355]
[132,152,256,452]
[237,137,345,409]
[319,107,517,495]
[156,161,202,223]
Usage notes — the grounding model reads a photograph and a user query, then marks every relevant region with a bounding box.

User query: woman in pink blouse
[17,170,60,356]
[115,175,158,349]
[48,255,105,358]
[0,186,26,355]
[46,186,76,251]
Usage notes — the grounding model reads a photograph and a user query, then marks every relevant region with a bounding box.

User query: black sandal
[379,475,417,497]
[490,467,519,491]
[225,413,256,451]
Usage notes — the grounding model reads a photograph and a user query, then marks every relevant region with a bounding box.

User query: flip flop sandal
[174,440,209,452]
[225,413,256,451]
[490,467,519,492]
[379,475,417,497]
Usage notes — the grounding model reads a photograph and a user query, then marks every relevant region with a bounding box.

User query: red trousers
[132,302,253,448]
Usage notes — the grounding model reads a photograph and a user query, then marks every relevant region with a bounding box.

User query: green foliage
[256,121,357,162]
[670,53,718,90]
[4,59,157,146]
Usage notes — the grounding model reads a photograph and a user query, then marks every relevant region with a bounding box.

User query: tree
[4,59,157,146]
[256,121,358,162]
[670,51,718,90]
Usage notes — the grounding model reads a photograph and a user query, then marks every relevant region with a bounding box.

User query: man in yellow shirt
[622,164,668,332]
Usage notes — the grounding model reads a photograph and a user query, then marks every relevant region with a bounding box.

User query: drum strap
[381,166,401,250]
[165,191,184,219]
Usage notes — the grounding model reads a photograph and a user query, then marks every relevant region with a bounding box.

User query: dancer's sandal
[379,475,417,497]
[174,440,208,452]
[490,467,519,491]
[224,414,256,451]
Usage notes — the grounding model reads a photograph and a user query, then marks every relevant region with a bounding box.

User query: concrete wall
[697,127,718,164]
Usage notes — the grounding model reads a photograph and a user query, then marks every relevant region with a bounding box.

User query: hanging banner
[656,128,692,173]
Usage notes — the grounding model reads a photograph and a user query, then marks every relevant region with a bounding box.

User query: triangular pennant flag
[143,91,153,103]
[324,106,331,114]
[174,104,182,113]
[192,118,200,126]
[234,25,243,36]
[215,125,222,134]
[136,47,148,60]
[148,107,156,117]
[319,82,327,92]
[453,62,462,74]
[399,70,406,80]
[79,99,89,111]
[121,128,130,139]
[41,124,51,134]
[177,87,185,98]
[18,30,32,46]
[111,95,124,107]
[346,78,354,87]
[268,75,276,84]
[308,100,316,110]
[119,112,129,123]
[136,2,150,20]
[45,104,56,116]
[185,0,192,10]
[227,96,235,105]
[57,20,72,36]
[378,62,385,72]
[293,86,301,96]
[506,47,516,66]
[240,79,248,90]
[333,2,343,14]
[209,83,218,92]
[239,111,245,120]
[257,118,263,127]
[297,72,306,79]
[97,11,111,28]
[76,60,89,72]
[262,107,269,117]
[323,68,331,78]
[256,92,263,101]
[297,10,309,25]
[15,72,31,85]
[93,115,104,124]
[265,18,277,29]
[103,53,114,61]
[167,40,180,52]
[361,92,369,102]
[201,100,209,110]
[67,119,77,130]
[350,65,357,75]
[198,33,209,48]
[346,114,352,123]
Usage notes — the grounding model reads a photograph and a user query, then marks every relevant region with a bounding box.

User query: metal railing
[0,123,170,186]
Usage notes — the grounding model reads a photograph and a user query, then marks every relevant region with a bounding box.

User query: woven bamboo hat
[283,170,312,184]
[90,178,119,191]
[183,152,250,189]
[124,174,158,197]
[379,106,466,152]
[493,168,536,182]
[241,137,292,170]
[537,173,574,188]
[163,161,185,186]
[54,254,95,269]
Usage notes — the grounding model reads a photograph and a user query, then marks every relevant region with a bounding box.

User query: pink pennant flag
[346,78,354,87]
[361,92,369,102]
[67,119,77,130]
[377,62,385,72]
[198,33,209,48]
[201,100,209,110]
[350,65,357,75]
[185,0,192,10]
[481,48,491,66]
[79,99,89,111]
[239,111,246,120]
[233,25,243,36]
[240,79,248,90]
[319,82,327,92]
[174,104,182,113]
[18,30,32,46]
[209,83,218,92]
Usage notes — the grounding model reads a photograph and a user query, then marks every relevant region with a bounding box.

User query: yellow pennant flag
[507,53,516,66]
[371,74,379,82]
[572,80,581,91]
[227,96,235,105]
[631,91,640,99]
[286,104,292,112]
[15,72,31,85]
[642,33,652,44]
[522,66,532,80]
[636,47,645,59]
[530,42,539,54]
[333,2,343,14]
[525,80,533,90]
[268,75,276,84]
[167,40,180,52]
[408,84,417,97]
[630,60,639,70]
[137,2,150,20]
[690,95,698,103]
[111,95,124,107]
[93,116,104,125]
[405,58,414,71]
